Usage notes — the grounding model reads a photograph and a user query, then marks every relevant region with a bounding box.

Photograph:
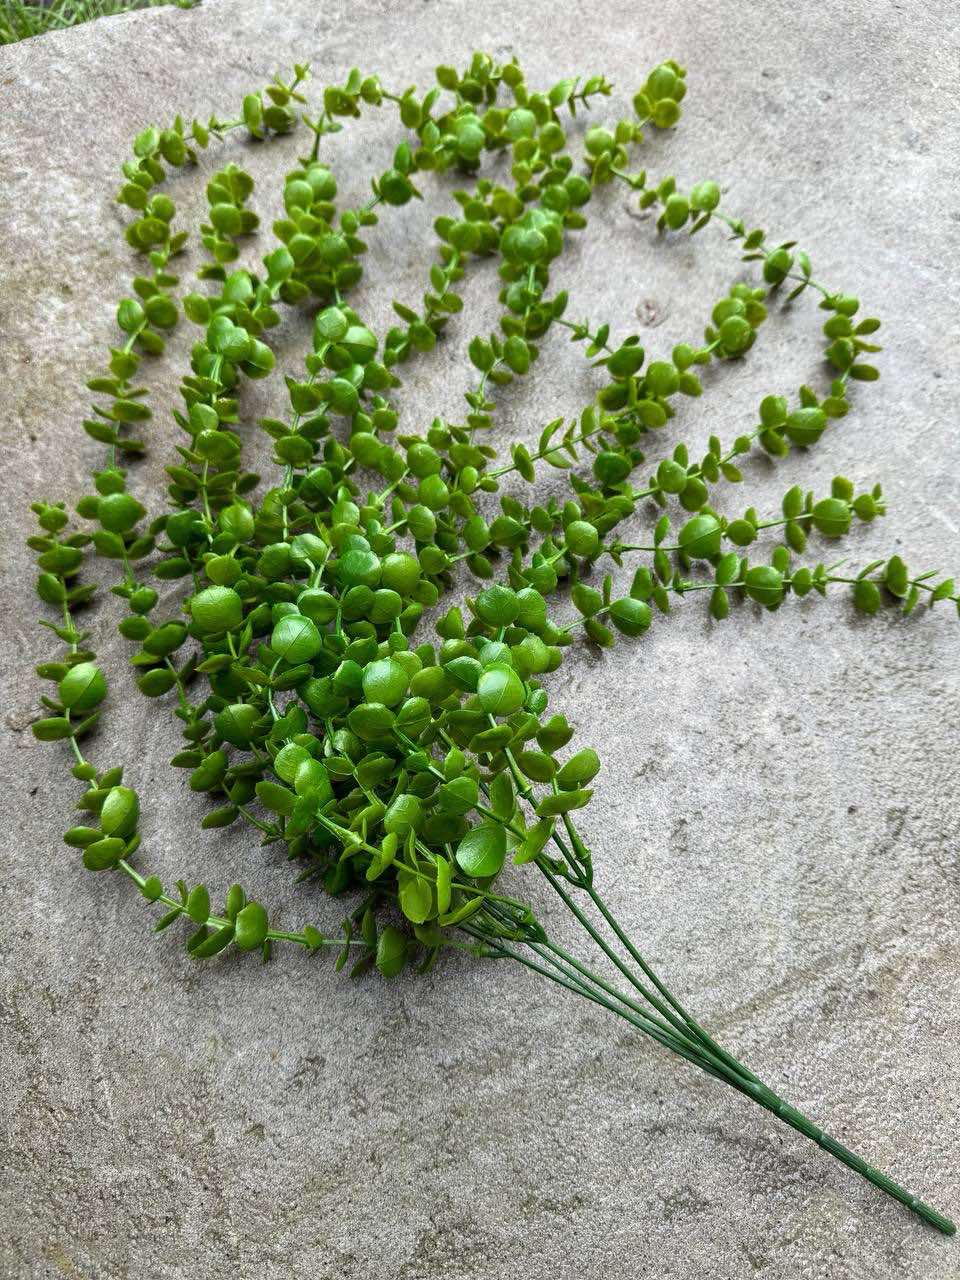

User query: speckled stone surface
[1,2,958,1277]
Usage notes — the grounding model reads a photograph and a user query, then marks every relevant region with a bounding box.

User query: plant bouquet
[29,52,955,1234]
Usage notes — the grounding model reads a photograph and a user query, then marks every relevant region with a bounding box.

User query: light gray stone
[1,1,958,1277]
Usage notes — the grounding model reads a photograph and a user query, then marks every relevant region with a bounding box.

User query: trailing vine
[29,52,956,1236]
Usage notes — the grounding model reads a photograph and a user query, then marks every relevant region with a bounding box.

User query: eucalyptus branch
[27,53,957,1238]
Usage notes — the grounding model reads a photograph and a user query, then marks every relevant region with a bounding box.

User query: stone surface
[1,1,959,1277]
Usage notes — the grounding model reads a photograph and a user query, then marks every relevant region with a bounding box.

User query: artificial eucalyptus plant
[29,53,955,1233]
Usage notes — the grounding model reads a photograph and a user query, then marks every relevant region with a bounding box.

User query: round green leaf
[191,586,243,634]
[398,873,433,924]
[646,361,680,397]
[214,702,261,748]
[273,742,311,783]
[383,793,422,836]
[234,902,269,950]
[347,702,396,741]
[609,598,652,636]
[564,520,600,557]
[99,785,139,838]
[98,492,145,534]
[82,837,126,871]
[853,578,882,615]
[455,824,507,879]
[784,407,827,446]
[271,614,322,663]
[361,658,409,707]
[811,497,852,537]
[678,514,722,560]
[380,552,421,596]
[474,585,520,627]
[476,664,525,717]
[744,565,785,608]
[376,925,408,978]
[58,662,107,713]
[556,749,601,789]
[337,548,381,588]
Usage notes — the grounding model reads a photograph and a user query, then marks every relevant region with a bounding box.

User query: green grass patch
[0,0,197,45]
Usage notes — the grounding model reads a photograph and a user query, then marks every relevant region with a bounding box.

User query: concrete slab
[1,1,958,1277]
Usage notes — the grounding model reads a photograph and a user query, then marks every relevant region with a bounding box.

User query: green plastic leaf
[556,749,601,789]
[398,871,433,923]
[476,664,525,717]
[376,925,408,977]
[853,578,882,615]
[455,824,507,878]
[234,902,269,950]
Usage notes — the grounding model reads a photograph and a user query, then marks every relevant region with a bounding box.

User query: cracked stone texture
[1,1,959,1277]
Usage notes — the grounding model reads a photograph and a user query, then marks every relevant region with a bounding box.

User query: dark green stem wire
[464,901,955,1236]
